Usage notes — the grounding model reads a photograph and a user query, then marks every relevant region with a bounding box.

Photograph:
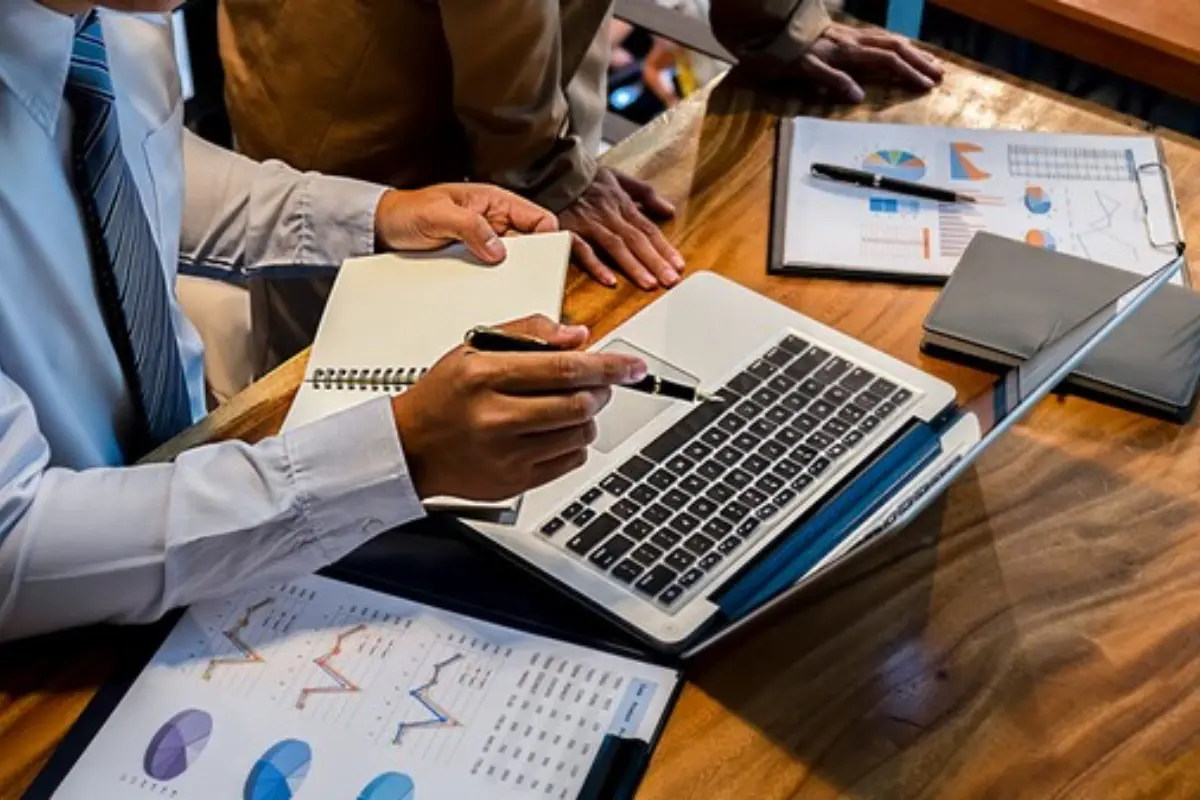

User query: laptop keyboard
[537,332,921,611]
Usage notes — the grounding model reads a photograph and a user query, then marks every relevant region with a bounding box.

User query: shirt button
[362,518,385,536]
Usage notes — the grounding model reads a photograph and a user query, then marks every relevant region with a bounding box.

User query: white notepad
[283,231,572,516]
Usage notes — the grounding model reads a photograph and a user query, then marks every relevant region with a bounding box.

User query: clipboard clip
[1136,160,1187,256]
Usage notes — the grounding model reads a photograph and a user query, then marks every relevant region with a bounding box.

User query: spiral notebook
[282,231,573,517]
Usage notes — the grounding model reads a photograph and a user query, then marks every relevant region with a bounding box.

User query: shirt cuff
[282,396,424,560]
[301,172,387,264]
[752,0,833,69]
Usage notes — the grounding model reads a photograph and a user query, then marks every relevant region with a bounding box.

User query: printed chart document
[777,118,1183,281]
[52,576,678,800]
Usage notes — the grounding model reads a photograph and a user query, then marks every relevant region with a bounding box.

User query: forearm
[710,0,833,71]
[179,131,386,280]
[0,399,423,641]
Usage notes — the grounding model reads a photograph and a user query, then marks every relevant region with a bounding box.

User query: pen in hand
[465,326,720,404]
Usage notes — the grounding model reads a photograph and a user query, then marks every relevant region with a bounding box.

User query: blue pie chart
[244,739,312,800]
[357,772,416,800]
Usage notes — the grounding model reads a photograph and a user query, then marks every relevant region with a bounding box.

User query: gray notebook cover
[922,233,1200,421]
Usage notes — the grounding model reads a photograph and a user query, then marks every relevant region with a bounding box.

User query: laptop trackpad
[594,339,698,454]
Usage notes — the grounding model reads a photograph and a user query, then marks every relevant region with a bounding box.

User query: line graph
[201,598,273,680]
[393,653,465,746]
[295,623,368,710]
[1068,189,1140,264]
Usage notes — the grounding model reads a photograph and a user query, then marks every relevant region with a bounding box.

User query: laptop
[468,250,1185,656]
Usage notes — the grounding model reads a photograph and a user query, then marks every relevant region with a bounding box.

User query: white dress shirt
[0,3,425,640]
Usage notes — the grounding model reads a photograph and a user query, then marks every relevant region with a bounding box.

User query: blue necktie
[66,14,194,459]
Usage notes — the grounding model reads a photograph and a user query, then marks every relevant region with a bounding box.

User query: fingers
[614,172,676,218]
[859,32,944,83]
[497,389,611,434]
[571,232,618,288]
[488,351,647,394]
[520,420,601,461]
[608,215,681,288]
[492,314,590,349]
[527,448,590,490]
[801,51,866,103]
[424,203,507,264]
[451,183,559,235]
[586,223,660,291]
[846,44,937,93]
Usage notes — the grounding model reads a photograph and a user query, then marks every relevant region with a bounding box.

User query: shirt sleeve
[178,130,387,279]
[0,368,425,642]
[436,0,598,212]
[710,0,833,77]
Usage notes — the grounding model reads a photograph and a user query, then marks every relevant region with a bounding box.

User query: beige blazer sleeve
[437,0,604,212]
[711,0,833,76]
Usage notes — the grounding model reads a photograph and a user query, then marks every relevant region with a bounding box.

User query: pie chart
[1025,229,1057,250]
[143,709,213,781]
[862,149,927,181]
[1024,185,1052,214]
[244,739,312,800]
[357,772,416,800]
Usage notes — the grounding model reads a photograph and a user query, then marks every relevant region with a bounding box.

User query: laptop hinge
[712,419,942,620]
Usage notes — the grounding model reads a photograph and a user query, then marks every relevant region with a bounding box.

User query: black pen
[465,326,720,404]
[811,162,976,205]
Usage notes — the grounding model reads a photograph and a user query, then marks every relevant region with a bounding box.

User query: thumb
[426,203,508,264]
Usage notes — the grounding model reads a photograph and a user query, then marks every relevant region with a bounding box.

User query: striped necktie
[66,13,194,459]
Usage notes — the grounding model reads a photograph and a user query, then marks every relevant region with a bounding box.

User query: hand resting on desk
[391,315,648,502]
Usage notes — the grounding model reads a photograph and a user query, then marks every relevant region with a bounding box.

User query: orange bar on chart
[922,227,931,260]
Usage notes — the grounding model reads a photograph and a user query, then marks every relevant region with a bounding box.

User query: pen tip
[697,391,723,404]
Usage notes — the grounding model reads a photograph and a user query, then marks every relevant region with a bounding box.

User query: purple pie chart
[144,709,214,781]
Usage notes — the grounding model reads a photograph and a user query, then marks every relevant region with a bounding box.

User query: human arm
[179,131,557,279]
[710,0,944,102]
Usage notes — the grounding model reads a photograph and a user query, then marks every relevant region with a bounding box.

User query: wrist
[391,393,436,499]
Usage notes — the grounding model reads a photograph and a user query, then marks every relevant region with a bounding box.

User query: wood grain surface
[4,49,1200,799]
[933,0,1200,105]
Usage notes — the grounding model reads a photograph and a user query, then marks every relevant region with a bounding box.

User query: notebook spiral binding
[308,366,429,391]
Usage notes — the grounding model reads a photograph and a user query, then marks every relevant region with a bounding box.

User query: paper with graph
[52,576,677,800]
[780,117,1182,280]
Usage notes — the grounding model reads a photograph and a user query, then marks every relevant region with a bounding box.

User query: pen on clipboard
[811,162,976,205]
[465,326,721,404]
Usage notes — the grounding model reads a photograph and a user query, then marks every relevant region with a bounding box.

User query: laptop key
[768,374,797,394]
[720,502,751,522]
[644,504,672,525]
[827,443,848,460]
[668,513,700,535]
[701,427,730,448]
[749,417,778,438]
[785,347,829,381]
[823,384,851,406]
[624,519,653,540]
[816,357,852,384]
[755,503,779,521]
[589,534,635,569]
[780,334,809,354]
[706,482,734,504]
[737,517,762,538]
[800,378,826,396]
[651,530,682,550]
[540,518,565,536]
[843,430,864,447]
[732,432,761,452]
[742,453,772,474]
[860,416,881,432]
[893,388,914,405]
[683,441,712,461]
[791,474,814,492]
[765,405,793,426]
[665,549,696,570]
[774,426,803,447]
[600,474,632,497]
[698,459,727,480]
[764,346,793,367]
[631,542,663,566]
[724,468,753,490]
[702,517,733,539]
[735,399,764,419]
[610,499,641,520]
[773,459,801,479]
[683,533,716,555]
[747,359,777,380]
[809,457,831,477]
[869,377,898,398]
[806,431,836,450]
[840,366,876,392]
[634,565,677,597]
[757,473,784,494]
[611,560,644,584]
[807,399,837,420]
[773,487,796,508]
[630,484,659,505]
[665,455,694,476]
[566,513,619,556]
[876,401,898,419]
[757,440,786,461]
[641,398,726,462]
[562,502,584,522]
[662,489,690,510]
[823,418,851,436]
[715,446,743,467]
[698,553,723,572]
[618,455,654,482]
[718,414,748,434]
[751,387,781,407]
[855,391,883,410]
[679,474,709,495]
[725,370,762,396]
[581,487,603,505]
[574,508,597,527]
[717,535,743,555]
[738,487,769,507]
[648,469,676,490]
[678,567,705,588]
[688,497,719,519]
[838,404,866,423]
[792,445,819,465]
[791,413,819,434]
[658,585,685,606]
[782,391,813,413]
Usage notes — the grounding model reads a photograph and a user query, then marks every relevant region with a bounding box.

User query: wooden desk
[5,52,1200,799]
[932,0,1200,105]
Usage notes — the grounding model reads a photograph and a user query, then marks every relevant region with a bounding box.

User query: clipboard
[768,116,1188,284]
